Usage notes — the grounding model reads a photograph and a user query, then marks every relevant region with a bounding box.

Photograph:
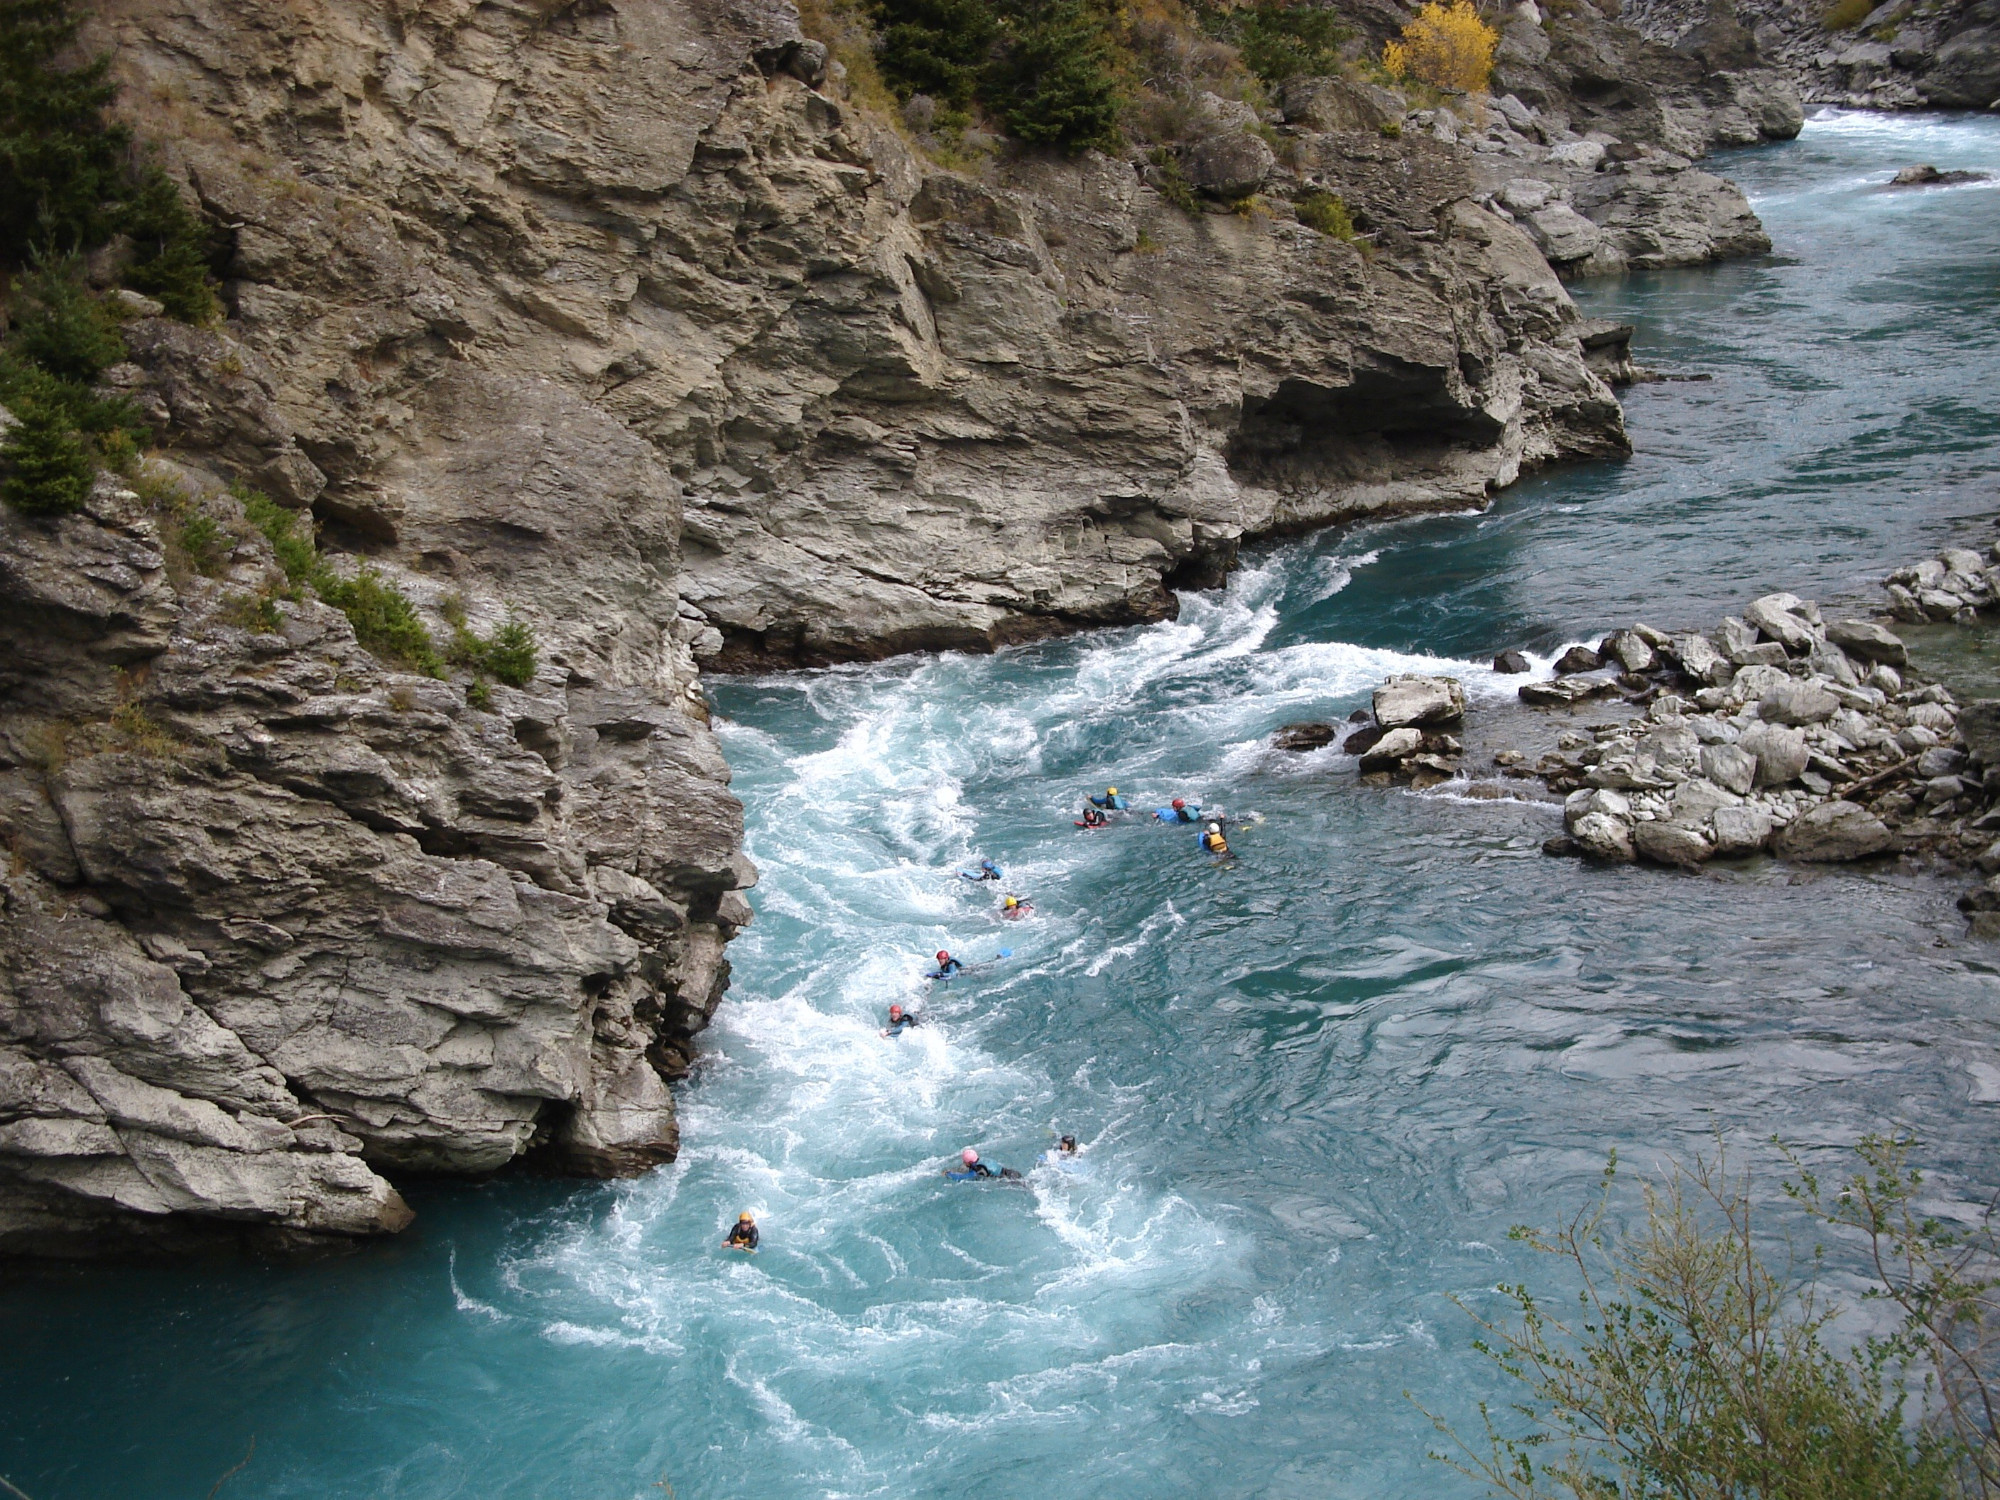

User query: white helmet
[1206,822,1220,833]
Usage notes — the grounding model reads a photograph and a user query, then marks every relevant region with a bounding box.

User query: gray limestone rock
[1701,741,1758,796]
[1183,132,1276,200]
[1772,800,1894,862]
[1635,819,1713,866]
[1759,679,1840,726]
[1359,727,1426,770]
[1711,803,1775,857]
[1373,675,1468,728]
[1744,592,1820,653]
[1571,810,1637,861]
[1738,722,1810,786]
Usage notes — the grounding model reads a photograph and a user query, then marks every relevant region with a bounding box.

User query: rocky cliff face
[1,0,1792,1254]
[1625,0,2000,110]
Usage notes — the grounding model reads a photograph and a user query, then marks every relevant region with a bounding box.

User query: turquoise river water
[3,109,2000,1499]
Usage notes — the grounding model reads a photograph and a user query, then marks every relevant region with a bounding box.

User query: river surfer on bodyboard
[943,1147,1023,1182]
[925,948,1009,980]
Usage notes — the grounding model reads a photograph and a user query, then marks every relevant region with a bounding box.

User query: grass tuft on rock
[1295,189,1355,238]
[236,484,443,676]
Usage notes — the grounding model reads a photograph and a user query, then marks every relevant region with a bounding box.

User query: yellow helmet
[1107,787,1118,795]
[739,1211,754,1221]
[1004,896,1018,907]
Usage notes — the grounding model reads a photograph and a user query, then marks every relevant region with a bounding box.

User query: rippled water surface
[5,111,2000,1500]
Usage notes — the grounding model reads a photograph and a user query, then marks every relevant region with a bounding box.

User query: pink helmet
[936,950,950,962]
[961,1148,978,1166]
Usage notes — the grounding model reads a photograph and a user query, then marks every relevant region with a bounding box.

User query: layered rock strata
[75,0,1649,672]
[1625,0,2000,111]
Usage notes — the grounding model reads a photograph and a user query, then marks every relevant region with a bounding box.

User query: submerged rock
[1272,722,1337,751]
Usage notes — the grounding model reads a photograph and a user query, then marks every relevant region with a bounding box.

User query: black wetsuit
[929,959,965,978]
[726,1222,759,1250]
[963,1162,995,1178]
[886,1013,922,1035]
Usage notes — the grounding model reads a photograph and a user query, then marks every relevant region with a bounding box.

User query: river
[2,108,1998,1500]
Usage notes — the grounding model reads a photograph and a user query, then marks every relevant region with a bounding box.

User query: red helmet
[1172,798,1185,809]
[935,950,950,962]
[889,1004,903,1018]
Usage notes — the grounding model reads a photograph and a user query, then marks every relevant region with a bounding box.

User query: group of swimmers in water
[725,785,1238,1246]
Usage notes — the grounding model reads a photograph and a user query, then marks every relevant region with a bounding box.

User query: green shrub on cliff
[1296,189,1355,239]
[8,254,122,382]
[987,0,1123,149]
[872,0,1121,151]
[0,0,222,309]
[237,486,539,685]
[119,167,222,324]
[876,0,999,110]
[0,0,128,259]
[236,485,444,676]
[0,376,96,512]
[1218,0,1349,85]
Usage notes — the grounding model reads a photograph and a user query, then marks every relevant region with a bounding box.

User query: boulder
[1527,202,1604,263]
[1744,593,1819,653]
[1272,721,1336,751]
[1373,674,1467,728]
[1710,803,1774,857]
[1738,722,1810,786]
[1772,800,1894,862]
[1183,132,1275,200]
[1670,777,1741,824]
[1725,663,1792,706]
[1601,629,1656,673]
[1716,616,1759,659]
[1554,645,1602,674]
[1635,819,1712,867]
[1805,641,1859,688]
[1917,746,1967,778]
[1521,675,1616,707]
[1571,810,1636,862]
[1701,742,1758,797]
[1758,679,1839,726]
[1342,723,1385,755]
[1957,700,2000,767]
[1566,787,1632,826]
[1492,649,1533,674]
[1668,632,1726,684]
[1358,726,1424,770]
[1277,75,1404,133]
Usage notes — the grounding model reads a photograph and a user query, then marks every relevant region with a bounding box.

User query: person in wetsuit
[954,1148,995,1178]
[1087,786,1129,810]
[928,950,965,979]
[1200,821,1230,857]
[958,858,1002,882]
[1000,895,1033,919]
[882,1003,921,1036]
[724,1212,759,1251]
[1079,806,1107,828]
[1159,798,1199,824]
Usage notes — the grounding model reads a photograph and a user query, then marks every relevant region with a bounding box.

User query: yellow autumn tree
[1383,0,1498,92]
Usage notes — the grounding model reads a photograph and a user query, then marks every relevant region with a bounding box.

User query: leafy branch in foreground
[1418,1143,1984,1500]
[1787,1135,2000,1498]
